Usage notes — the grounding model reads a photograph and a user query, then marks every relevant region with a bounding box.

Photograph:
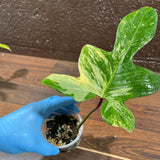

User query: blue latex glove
[0,96,79,156]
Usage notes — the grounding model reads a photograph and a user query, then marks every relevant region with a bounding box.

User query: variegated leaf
[42,7,160,132]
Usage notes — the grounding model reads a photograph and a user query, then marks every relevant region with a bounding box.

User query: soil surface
[46,115,79,146]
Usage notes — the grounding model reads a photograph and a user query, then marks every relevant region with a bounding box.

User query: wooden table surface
[0,53,160,160]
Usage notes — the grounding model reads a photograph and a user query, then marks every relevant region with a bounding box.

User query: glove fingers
[42,97,77,117]
[38,96,60,103]
[49,104,80,117]
[30,136,60,156]
[66,104,80,113]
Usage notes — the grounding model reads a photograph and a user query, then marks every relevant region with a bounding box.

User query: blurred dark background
[0,0,159,71]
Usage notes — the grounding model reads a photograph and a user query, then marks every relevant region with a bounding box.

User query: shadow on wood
[0,69,28,101]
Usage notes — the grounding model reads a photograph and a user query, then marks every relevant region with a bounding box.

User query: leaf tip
[41,78,52,86]
[0,43,12,52]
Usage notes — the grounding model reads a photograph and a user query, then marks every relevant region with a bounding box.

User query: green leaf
[0,43,11,52]
[101,99,135,132]
[42,7,160,132]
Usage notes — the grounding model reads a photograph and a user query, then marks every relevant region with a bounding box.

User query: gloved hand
[0,96,79,156]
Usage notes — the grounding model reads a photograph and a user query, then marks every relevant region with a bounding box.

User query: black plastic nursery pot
[41,113,83,152]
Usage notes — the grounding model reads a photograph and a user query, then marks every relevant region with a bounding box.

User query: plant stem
[71,97,103,140]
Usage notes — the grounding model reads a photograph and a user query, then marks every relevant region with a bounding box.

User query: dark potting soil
[46,115,79,146]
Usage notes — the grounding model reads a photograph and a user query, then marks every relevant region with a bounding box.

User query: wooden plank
[0,149,122,160]
[1,53,159,104]
[0,101,21,117]
[0,79,59,106]
[0,77,160,137]
[1,99,160,160]
[0,53,57,68]
[79,136,160,160]
[0,53,160,160]
[0,53,78,88]
[48,148,124,160]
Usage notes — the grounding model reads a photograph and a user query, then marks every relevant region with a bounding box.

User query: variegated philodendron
[42,7,160,132]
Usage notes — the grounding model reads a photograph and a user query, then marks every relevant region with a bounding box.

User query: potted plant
[41,6,160,152]
[42,112,84,152]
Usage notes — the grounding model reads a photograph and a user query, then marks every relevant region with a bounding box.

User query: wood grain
[0,53,160,160]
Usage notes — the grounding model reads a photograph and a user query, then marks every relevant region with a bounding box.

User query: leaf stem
[71,97,103,140]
